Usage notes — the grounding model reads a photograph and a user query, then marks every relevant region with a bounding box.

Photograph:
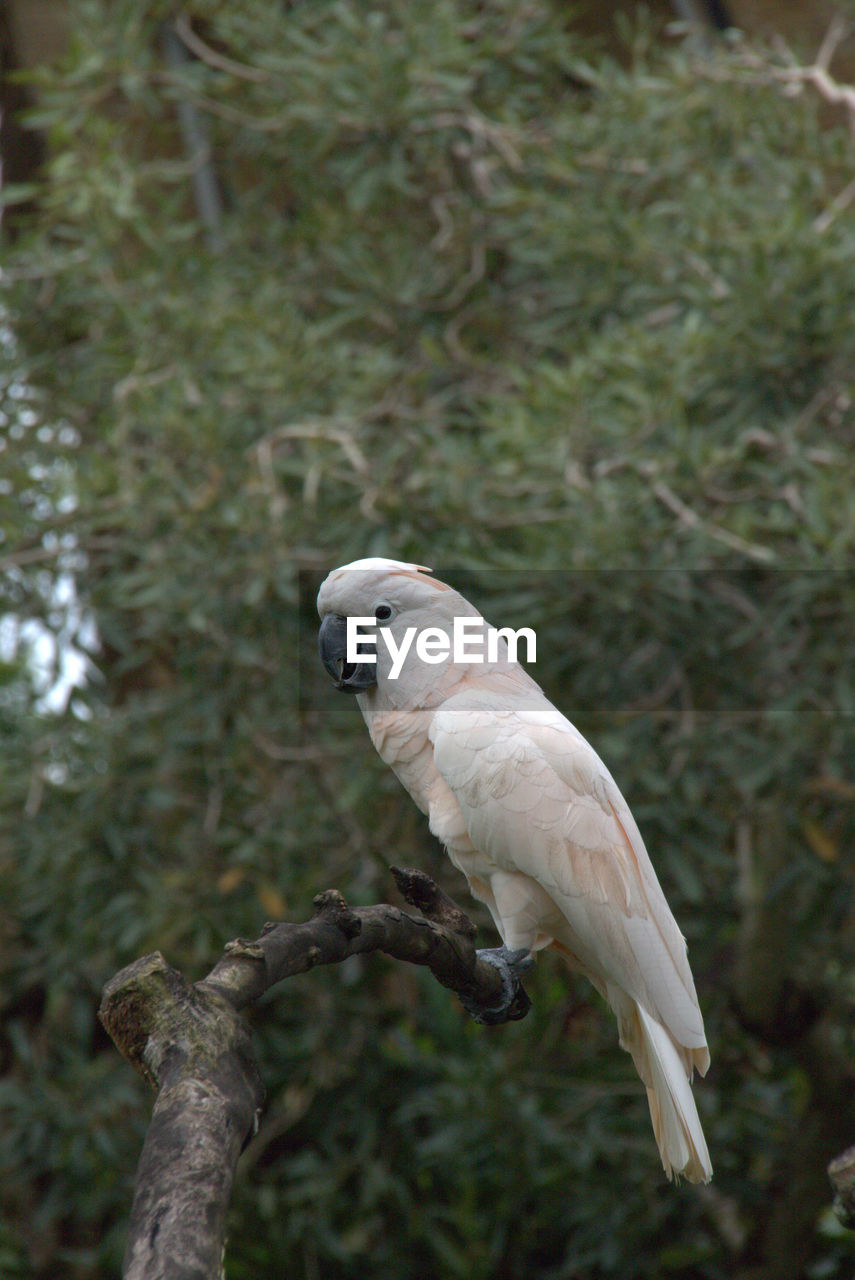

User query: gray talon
[460,944,534,1025]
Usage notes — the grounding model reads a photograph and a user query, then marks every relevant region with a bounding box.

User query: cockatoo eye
[374,603,393,622]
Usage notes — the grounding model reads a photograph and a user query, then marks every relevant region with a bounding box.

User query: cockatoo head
[317,557,478,696]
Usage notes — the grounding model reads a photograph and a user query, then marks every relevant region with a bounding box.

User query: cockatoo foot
[460,945,535,1025]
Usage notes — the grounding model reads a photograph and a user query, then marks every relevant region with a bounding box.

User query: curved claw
[460,945,534,1025]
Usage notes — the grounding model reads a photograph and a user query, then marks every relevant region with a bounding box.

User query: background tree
[1,2,855,1277]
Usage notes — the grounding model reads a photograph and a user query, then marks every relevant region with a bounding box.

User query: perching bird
[317,558,712,1182]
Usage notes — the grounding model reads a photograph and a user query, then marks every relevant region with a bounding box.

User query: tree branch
[829,1145,855,1230]
[99,869,530,1279]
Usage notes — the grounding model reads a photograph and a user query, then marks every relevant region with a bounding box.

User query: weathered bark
[829,1144,855,1230]
[101,955,263,1280]
[99,868,530,1280]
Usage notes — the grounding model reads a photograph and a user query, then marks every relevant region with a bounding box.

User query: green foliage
[2,1,855,1277]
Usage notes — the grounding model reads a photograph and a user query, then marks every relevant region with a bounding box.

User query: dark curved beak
[318,612,378,693]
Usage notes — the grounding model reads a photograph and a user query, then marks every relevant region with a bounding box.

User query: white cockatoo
[317,558,711,1182]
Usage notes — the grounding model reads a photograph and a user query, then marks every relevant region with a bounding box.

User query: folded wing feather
[430,687,709,1063]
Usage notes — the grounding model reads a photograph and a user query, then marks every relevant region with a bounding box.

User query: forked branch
[99,868,530,1280]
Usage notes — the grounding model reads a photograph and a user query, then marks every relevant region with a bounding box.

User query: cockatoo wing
[430,684,709,1068]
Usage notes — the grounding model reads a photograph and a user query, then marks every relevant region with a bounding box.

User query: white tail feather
[633,1004,712,1183]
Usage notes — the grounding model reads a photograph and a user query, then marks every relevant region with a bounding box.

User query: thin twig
[652,480,776,563]
[174,12,269,82]
[161,22,226,252]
